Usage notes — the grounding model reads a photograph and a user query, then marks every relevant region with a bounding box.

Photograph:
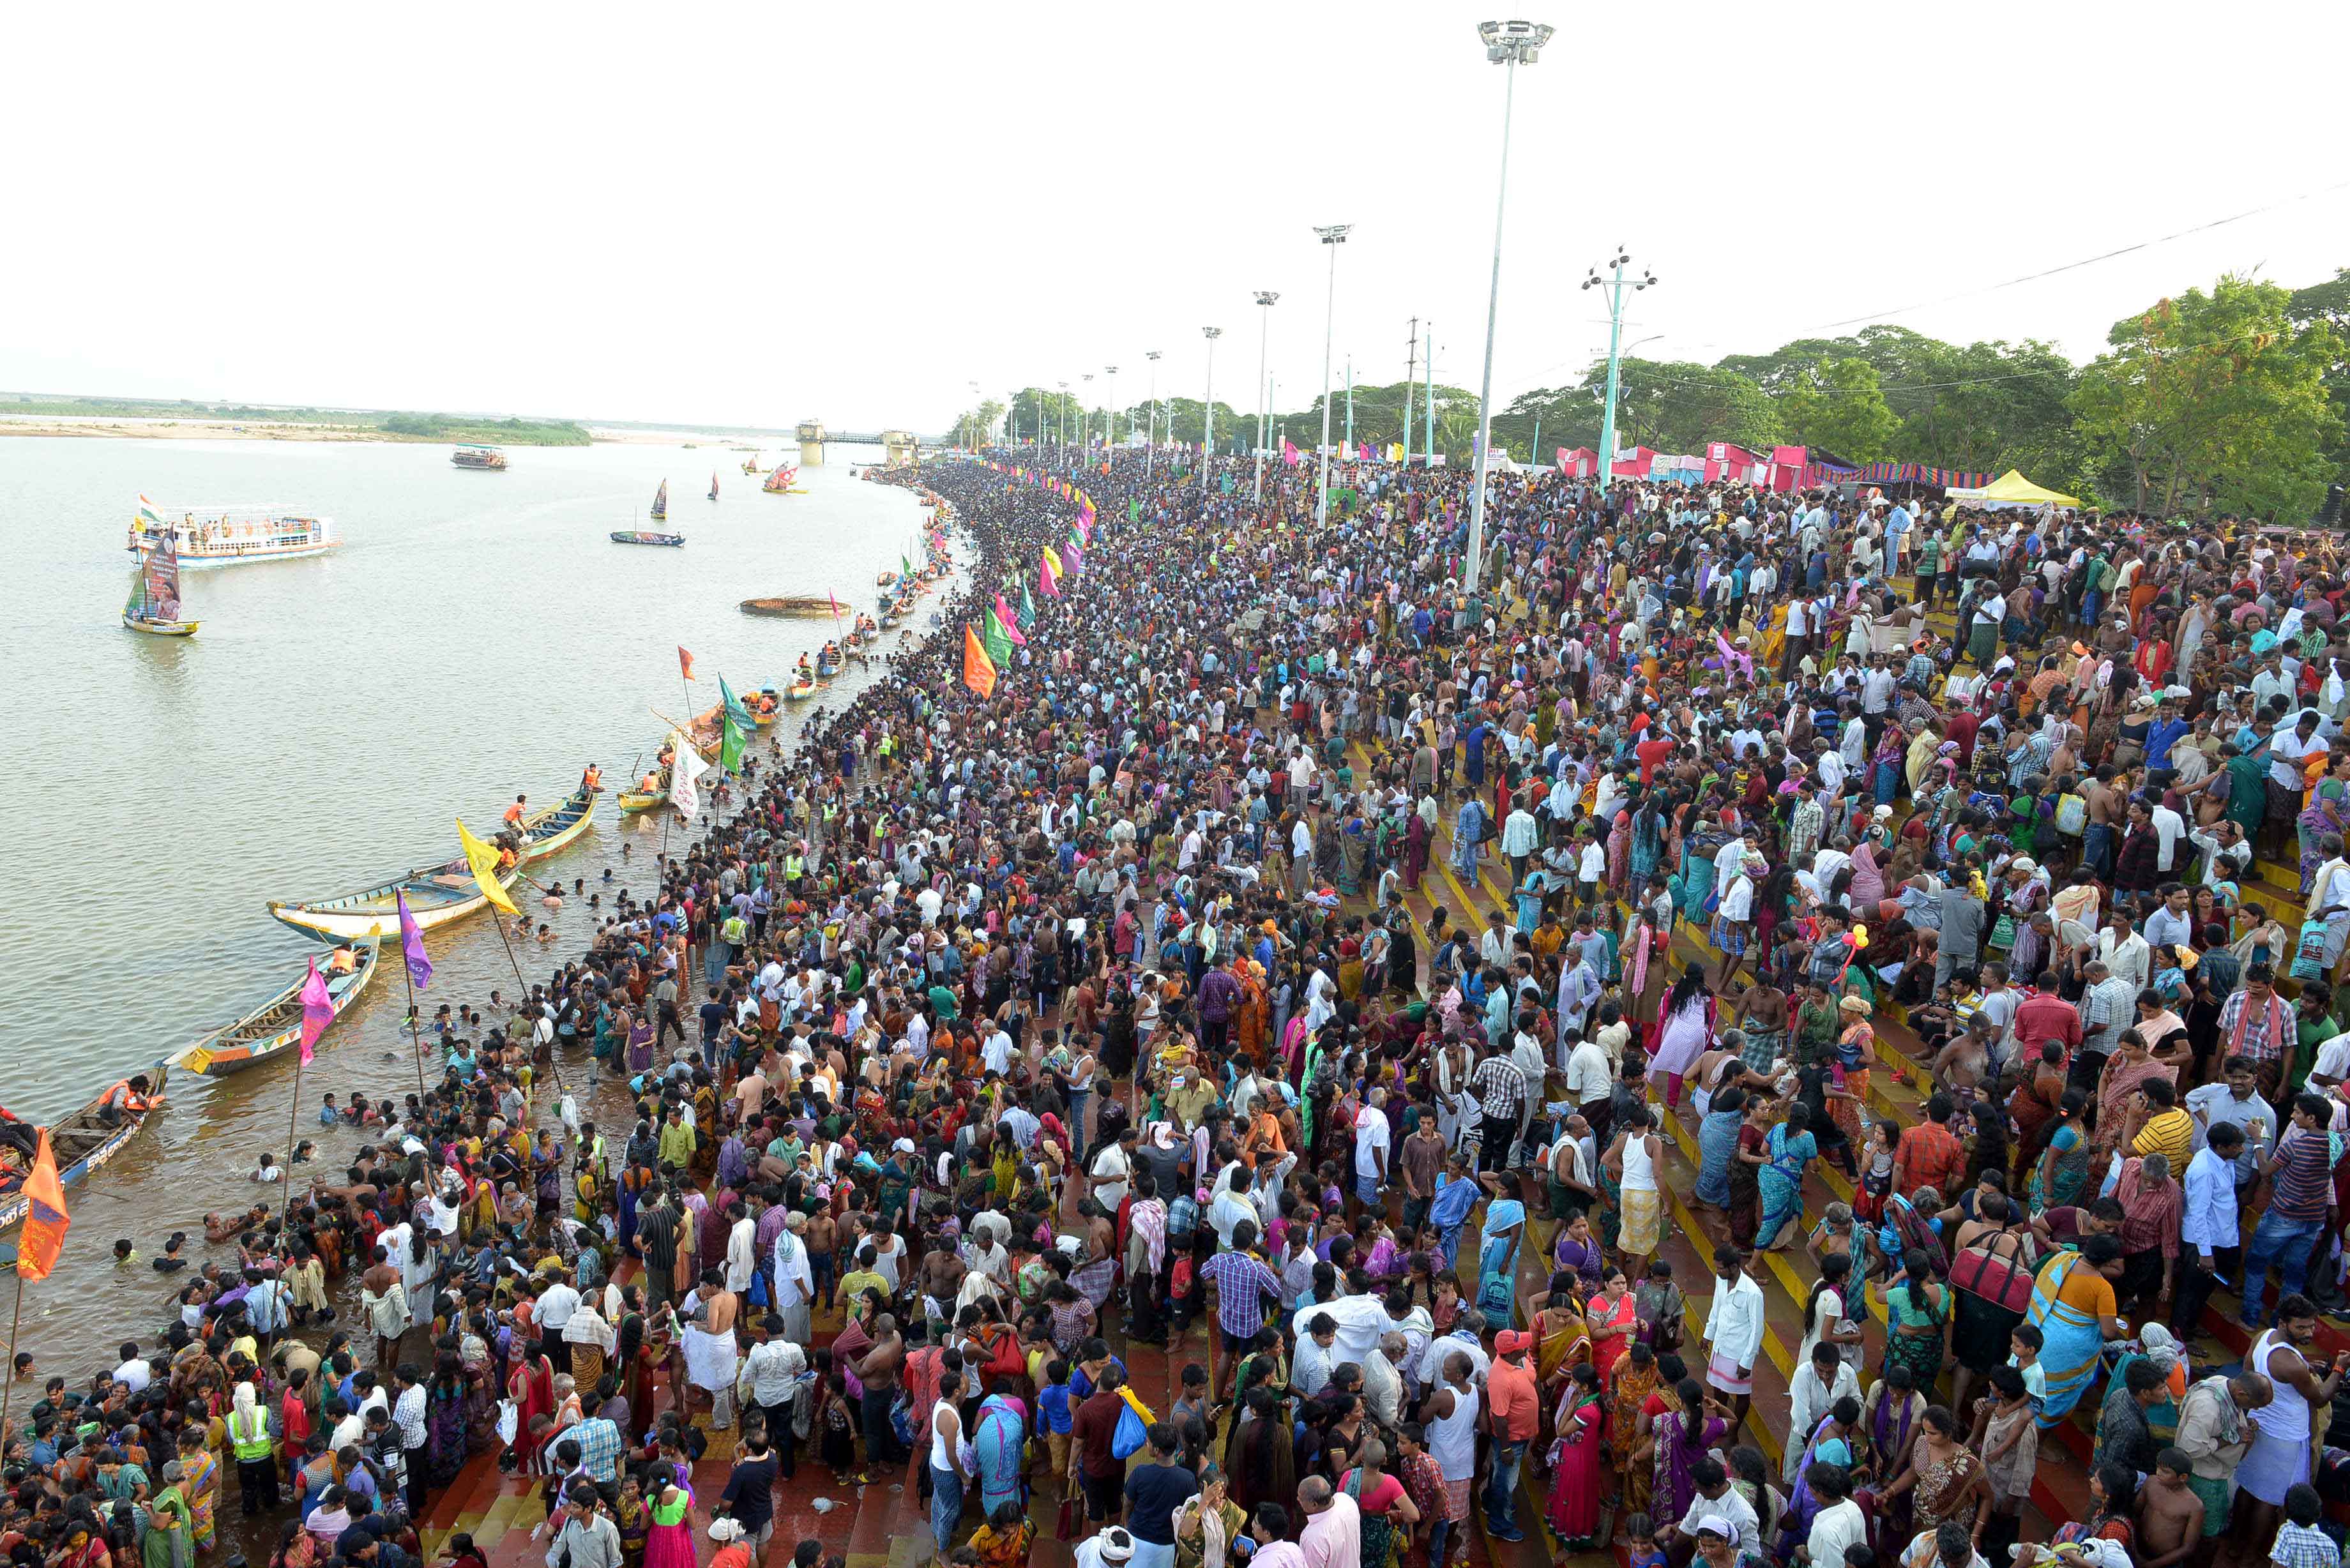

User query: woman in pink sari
[2090,1030,2175,1172]
[1848,834,1885,912]
[506,1350,555,1472]
[1545,1363,1607,1549]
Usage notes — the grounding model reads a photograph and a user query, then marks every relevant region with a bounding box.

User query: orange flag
[962,624,997,698]
[17,1129,68,1281]
[678,645,697,681]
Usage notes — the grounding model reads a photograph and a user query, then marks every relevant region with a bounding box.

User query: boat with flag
[708,471,720,501]
[127,497,337,566]
[0,1059,171,1234]
[170,940,381,1076]
[451,444,508,471]
[267,788,593,942]
[762,463,801,494]
[122,530,197,636]
[649,478,669,521]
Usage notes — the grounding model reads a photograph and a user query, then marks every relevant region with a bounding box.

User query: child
[2008,1325,2047,1410]
[965,1502,1032,1568]
[1036,1357,1075,1481]
[1624,1515,1665,1568]
[1854,1121,1895,1228]
[1972,1363,2038,1565]
[113,1239,139,1267]
[1633,1260,1685,1353]
[1170,1362,1211,1471]
[817,1369,860,1484]
[319,1093,342,1127]
[2270,1484,2338,1568]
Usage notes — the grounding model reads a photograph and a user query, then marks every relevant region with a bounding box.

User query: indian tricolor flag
[137,494,168,525]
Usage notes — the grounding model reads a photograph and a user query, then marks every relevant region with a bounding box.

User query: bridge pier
[882,430,918,466]
[795,419,827,468]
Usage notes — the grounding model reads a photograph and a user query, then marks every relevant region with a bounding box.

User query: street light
[1057,381,1069,455]
[1144,350,1162,471]
[1312,225,1350,523]
[1105,366,1119,449]
[1081,373,1094,451]
[1462,18,1552,594]
[1582,250,1659,492]
[1202,327,1222,467]
[1252,290,1280,502]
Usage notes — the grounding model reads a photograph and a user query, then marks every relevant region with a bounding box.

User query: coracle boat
[268,788,593,942]
[611,531,685,547]
[171,940,381,1076]
[0,1060,171,1233]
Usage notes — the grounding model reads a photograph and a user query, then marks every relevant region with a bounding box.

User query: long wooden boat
[739,596,845,617]
[171,940,381,1076]
[610,531,685,547]
[266,788,591,942]
[618,788,668,813]
[0,1060,171,1233]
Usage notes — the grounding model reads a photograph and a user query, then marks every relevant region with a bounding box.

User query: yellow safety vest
[230,1405,273,1461]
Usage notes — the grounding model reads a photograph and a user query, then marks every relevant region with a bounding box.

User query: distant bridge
[794,421,943,466]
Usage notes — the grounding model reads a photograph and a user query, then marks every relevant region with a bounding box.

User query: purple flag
[396,889,432,991]
[298,958,335,1064]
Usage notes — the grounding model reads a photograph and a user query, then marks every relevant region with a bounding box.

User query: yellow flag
[1042,545,1063,578]
[456,818,520,915]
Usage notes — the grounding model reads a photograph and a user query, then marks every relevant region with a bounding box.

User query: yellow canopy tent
[1946,468,2081,508]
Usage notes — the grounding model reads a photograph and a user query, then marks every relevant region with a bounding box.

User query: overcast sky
[6,1,2344,436]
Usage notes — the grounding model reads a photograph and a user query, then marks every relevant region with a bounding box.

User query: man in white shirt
[1665,1464,1762,1560]
[1700,1246,1766,1424]
[1352,1089,1391,1214]
[2098,912,2152,993]
[536,1272,582,1371]
[1785,1343,1862,1482]
[1805,1469,1870,1568]
[110,1344,153,1393]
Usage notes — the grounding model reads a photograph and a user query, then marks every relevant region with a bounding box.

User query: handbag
[1949,1228,2036,1315]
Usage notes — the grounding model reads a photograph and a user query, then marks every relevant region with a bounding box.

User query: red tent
[1703,442,1764,483]
[1556,446,1599,478]
[1609,445,1657,479]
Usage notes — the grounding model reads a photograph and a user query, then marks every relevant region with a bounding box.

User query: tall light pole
[1202,326,1222,470]
[1057,381,1069,455]
[1080,373,1094,451]
[1462,18,1551,593]
[1104,366,1119,449]
[1251,291,1279,502]
[1144,350,1162,472]
[1312,223,1351,523]
[1583,252,1658,490]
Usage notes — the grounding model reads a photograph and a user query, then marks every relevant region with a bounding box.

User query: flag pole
[398,949,429,1101]
[489,912,565,1096]
[0,1271,21,1438]
[282,1058,303,1229]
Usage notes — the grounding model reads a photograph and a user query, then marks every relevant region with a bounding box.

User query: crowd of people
[8,444,2350,1568]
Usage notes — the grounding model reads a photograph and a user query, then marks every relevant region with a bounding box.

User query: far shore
[0,414,777,448]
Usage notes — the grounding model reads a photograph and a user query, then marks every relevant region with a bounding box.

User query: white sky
[5,1,2345,436]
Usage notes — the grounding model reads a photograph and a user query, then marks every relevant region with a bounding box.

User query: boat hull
[133,539,334,568]
[123,615,199,636]
[171,940,381,1076]
[0,1060,170,1232]
[618,790,667,813]
[610,532,685,547]
[266,788,591,942]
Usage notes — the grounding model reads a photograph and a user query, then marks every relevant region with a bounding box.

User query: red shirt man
[1484,1331,1542,1442]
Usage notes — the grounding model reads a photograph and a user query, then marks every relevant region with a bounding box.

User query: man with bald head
[2174,1370,2273,1559]
[1297,1475,1360,1568]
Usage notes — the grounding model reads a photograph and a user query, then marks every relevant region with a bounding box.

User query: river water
[0,435,932,1374]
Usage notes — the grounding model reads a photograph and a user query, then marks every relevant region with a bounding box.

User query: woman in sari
[142,1462,193,1568]
[1881,1405,1989,1535]
[1545,1362,1607,1550]
[1606,805,1635,896]
[428,1350,470,1487]
[1531,1288,1592,1398]
[1586,1267,1639,1380]
[1171,1465,1248,1568]
[1755,1103,1816,1249]
[2091,1030,2174,1173]
[2297,757,2350,893]
[1649,1376,1728,1529]
[1879,1249,1950,1398]
[1474,1190,1526,1326]
[2025,1233,2126,1429]
[1607,1345,1664,1514]
[1831,997,1876,1154]
[508,1343,557,1473]
[1427,1153,1480,1273]
[176,1432,220,1555]
[2028,1089,2091,1213]
[1552,1212,1603,1286]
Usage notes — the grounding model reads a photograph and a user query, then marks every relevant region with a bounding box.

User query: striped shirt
[2114,1161,2181,1260]
[2270,1125,2337,1222]
[1472,1054,1527,1121]
[2216,990,2293,1064]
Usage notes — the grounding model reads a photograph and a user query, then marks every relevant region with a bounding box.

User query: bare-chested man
[854,1313,906,1467]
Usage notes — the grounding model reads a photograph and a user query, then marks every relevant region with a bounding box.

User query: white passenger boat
[127,495,337,566]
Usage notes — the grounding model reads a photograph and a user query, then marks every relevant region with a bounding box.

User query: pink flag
[1062,540,1083,576]
[993,593,1027,646]
[1038,555,1060,598]
[297,957,335,1064]
[1282,440,1300,466]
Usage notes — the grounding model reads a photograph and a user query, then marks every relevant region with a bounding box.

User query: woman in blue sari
[2024,1233,2125,1430]
[1428,1151,1481,1272]
[1756,1103,1817,1249]
[971,1390,1028,1517]
[1474,1191,1526,1325]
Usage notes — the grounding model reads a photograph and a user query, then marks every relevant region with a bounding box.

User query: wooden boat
[451,444,508,471]
[739,596,845,617]
[618,788,668,813]
[122,529,198,636]
[784,678,815,701]
[875,570,897,586]
[762,463,800,494]
[649,478,669,522]
[708,471,720,501]
[610,531,685,547]
[266,789,591,942]
[171,940,381,1076]
[0,1060,171,1233]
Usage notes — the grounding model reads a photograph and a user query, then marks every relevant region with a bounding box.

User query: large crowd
[9,444,2350,1568]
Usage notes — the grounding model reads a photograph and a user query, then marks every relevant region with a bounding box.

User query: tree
[2069,274,2344,518]
[1781,357,1902,462]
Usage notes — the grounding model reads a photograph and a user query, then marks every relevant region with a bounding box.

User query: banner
[16,1131,67,1281]
[395,890,432,991]
[298,958,335,1063]
[721,714,745,774]
[455,818,520,915]
[963,624,997,698]
[670,730,708,817]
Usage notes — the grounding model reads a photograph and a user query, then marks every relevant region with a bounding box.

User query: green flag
[721,714,745,773]
[901,554,914,577]
[1219,474,1234,494]
[982,607,1013,667]
[1128,499,1141,522]
[718,675,755,731]
[1017,584,1036,630]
